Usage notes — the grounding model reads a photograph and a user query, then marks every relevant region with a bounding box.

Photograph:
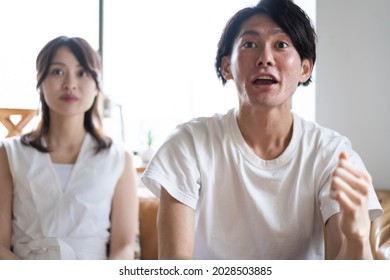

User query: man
[141,0,382,259]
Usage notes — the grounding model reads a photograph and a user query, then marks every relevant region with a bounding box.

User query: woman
[0,36,138,260]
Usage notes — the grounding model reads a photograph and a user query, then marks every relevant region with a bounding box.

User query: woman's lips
[60,95,79,102]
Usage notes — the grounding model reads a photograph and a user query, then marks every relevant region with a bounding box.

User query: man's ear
[221,56,233,81]
[299,58,313,84]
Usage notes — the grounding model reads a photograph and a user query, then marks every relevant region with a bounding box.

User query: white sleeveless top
[3,134,126,259]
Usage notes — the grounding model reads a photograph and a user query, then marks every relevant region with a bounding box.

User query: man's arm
[325,152,373,259]
[157,187,195,260]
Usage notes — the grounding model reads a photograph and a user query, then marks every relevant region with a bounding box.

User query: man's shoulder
[296,114,347,143]
[293,114,353,162]
[178,109,233,135]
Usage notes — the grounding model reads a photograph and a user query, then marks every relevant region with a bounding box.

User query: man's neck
[236,108,293,160]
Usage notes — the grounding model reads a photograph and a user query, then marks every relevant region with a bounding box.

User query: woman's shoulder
[106,137,127,154]
[1,135,22,144]
[100,136,128,164]
[0,136,33,173]
[0,136,25,152]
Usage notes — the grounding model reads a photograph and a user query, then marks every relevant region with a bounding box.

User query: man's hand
[330,152,372,258]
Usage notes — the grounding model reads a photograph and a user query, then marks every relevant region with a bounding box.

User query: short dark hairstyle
[215,0,317,86]
[21,36,112,153]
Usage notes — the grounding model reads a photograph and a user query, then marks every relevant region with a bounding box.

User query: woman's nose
[63,74,77,90]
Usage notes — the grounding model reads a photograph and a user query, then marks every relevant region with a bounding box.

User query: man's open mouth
[253,76,277,85]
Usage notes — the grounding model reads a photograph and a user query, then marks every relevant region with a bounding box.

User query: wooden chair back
[0,108,38,138]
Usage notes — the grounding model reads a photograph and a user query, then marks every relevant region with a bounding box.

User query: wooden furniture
[0,108,38,137]
[139,198,159,259]
[371,190,390,259]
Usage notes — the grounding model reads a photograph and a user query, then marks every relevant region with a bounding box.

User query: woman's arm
[108,151,138,260]
[325,152,373,259]
[157,187,195,260]
[0,144,20,259]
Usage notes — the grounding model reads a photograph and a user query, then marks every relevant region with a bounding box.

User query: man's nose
[256,45,275,66]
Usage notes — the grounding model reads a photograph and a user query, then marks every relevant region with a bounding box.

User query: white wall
[316,0,390,190]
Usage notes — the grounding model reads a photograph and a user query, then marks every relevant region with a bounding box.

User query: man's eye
[243,41,257,48]
[276,42,288,48]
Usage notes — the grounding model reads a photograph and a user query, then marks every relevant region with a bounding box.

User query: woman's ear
[299,58,313,84]
[221,56,233,81]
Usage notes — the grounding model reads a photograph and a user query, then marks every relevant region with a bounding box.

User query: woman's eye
[79,70,89,77]
[243,41,257,48]
[276,42,288,48]
[50,69,64,75]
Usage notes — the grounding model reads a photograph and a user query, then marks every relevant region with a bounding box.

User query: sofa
[138,198,159,259]
[370,190,390,259]
[138,190,390,260]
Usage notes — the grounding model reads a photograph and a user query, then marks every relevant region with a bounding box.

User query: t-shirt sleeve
[318,139,383,224]
[141,125,201,209]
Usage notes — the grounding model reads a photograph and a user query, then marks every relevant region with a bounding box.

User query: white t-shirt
[141,108,383,259]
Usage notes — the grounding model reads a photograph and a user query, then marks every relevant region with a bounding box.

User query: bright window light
[103,0,316,151]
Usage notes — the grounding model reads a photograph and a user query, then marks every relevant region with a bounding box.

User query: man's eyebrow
[239,30,260,38]
[239,28,286,38]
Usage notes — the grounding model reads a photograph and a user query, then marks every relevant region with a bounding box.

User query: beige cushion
[371,190,390,259]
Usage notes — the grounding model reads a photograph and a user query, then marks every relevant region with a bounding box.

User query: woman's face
[222,13,313,112]
[40,46,98,119]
